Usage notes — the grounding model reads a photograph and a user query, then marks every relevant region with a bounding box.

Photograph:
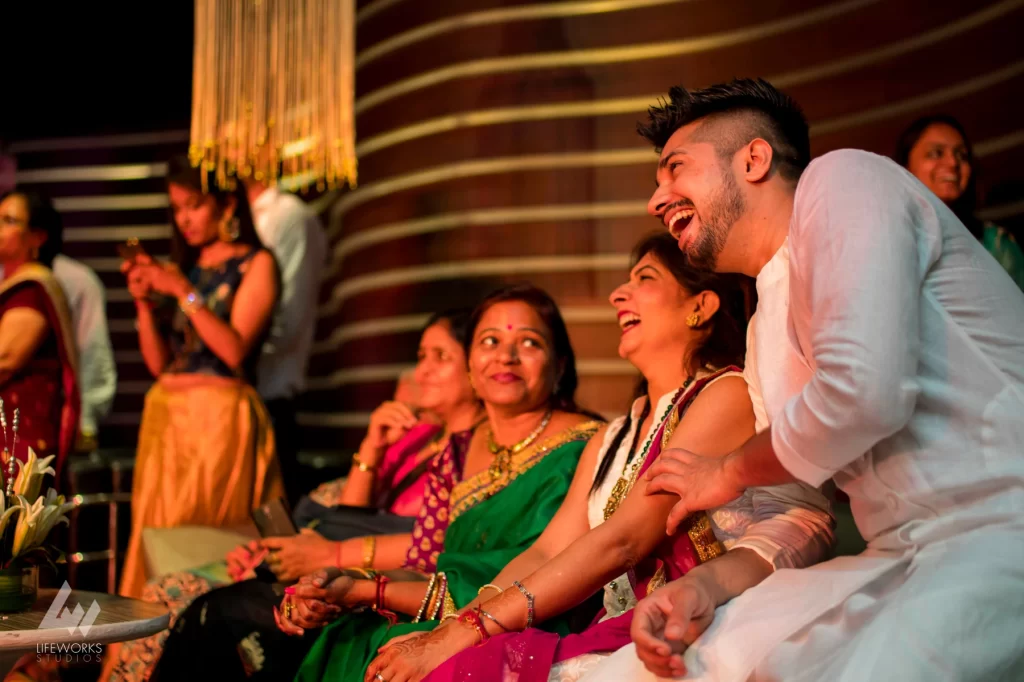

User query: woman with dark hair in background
[116,155,283,600]
[364,233,834,682]
[0,189,79,476]
[895,115,1024,289]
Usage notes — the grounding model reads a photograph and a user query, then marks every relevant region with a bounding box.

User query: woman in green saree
[275,284,601,682]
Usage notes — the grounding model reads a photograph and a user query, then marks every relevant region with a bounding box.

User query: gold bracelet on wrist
[362,535,376,569]
[352,454,376,473]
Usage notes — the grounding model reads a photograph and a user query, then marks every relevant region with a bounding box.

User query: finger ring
[374,674,387,682]
[283,601,294,619]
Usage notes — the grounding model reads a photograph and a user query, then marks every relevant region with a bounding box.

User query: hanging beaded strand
[5,410,17,499]
[0,398,7,459]
[0,400,6,501]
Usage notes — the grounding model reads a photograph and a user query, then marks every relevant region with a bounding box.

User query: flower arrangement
[0,400,74,572]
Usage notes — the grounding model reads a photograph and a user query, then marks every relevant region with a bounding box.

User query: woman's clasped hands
[275,568,352,636]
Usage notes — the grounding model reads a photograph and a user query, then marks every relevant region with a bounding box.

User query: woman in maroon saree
[0,190,79,478]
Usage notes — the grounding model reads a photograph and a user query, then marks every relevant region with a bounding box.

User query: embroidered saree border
[448,420,603,523]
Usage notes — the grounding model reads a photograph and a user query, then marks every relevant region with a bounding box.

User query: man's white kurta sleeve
[772,151,942,486]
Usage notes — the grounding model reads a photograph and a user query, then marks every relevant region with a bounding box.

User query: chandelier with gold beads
[189,0,357,192]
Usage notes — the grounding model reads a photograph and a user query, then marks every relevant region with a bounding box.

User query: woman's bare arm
[135,303,170,377]
[183,250,278,371]
[467,377,755,631]
[0,308,48,386]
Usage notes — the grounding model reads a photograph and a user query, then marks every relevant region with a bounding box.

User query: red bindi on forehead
[507,325,513,330]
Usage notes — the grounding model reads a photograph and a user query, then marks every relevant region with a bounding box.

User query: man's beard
[682,168,744,272]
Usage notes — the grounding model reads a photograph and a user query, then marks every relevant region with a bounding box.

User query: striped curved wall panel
[306,0,1024,449]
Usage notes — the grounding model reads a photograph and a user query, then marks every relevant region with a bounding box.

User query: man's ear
[743,138,774,183]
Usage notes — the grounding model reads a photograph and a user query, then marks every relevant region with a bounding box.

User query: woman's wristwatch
[178,290,203,317]
[352,454,377,473]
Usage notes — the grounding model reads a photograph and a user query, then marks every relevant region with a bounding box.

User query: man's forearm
[688,547,774,608]
[723,427,797,491]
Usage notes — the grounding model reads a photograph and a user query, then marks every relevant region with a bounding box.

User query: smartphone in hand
[116,238,146,264]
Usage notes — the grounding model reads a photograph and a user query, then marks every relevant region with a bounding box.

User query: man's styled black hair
[638,78,811,181]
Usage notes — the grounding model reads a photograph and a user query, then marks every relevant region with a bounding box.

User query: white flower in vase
[0,492,20,541]
[12,449,56,503]
[10,490,72,559]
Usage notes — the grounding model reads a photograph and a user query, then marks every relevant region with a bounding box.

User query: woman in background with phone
[116,155,283,600]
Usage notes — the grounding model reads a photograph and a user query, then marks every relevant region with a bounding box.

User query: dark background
[2,4,194,140]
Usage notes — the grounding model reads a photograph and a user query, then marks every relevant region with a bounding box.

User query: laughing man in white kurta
[584,80,1024,681]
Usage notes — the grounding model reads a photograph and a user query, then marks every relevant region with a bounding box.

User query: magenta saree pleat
[421,367,740,682]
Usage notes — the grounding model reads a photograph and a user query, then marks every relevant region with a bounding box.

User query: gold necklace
[486,409,553,479]
[603,378,692,521]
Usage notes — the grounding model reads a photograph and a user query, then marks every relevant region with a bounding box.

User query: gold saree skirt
[118,380,283,598]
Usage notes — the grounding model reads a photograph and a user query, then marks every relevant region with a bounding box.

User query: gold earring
[685,312,702,328]
[218,215,240,242]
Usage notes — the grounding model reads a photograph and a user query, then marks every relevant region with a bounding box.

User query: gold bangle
[362,535,376,569]
[477,584,503,597]
[352,454,376,473]
[347,567,377,579]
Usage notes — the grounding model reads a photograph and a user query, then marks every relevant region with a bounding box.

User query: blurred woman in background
[117,156,283,599]
[0,189,79,477]
[896,115,1024,289]
[105,309,484,682]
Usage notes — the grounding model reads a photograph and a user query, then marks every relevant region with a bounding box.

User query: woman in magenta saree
[0,190,79,478]
[362,234,753,682]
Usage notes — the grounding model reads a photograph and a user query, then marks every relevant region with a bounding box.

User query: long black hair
[0,188,63,267]
[591,232,753,493]
[464,283,583,414]
[165,155,262,273]
[894,115,981,238]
